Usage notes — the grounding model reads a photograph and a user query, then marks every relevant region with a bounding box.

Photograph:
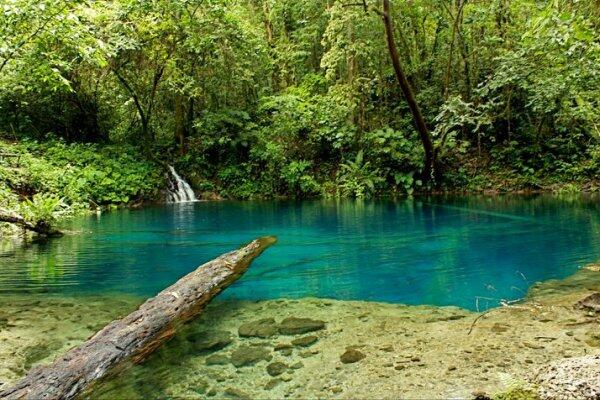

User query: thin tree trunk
[443,0,468,99]
[263,0,274,43]
[0,237,277,400]
[174,93,187,154]
[187,97,196,137]
[381,0,435,183]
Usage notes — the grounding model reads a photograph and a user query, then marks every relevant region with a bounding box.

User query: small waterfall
[166,165,198,203]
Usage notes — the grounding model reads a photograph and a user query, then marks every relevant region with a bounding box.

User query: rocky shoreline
[0,265,598,399]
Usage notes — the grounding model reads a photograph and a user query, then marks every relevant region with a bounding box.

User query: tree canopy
[1,0,599,199]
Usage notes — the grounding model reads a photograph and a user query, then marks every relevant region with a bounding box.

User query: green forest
[1,2,600,398]
[1,0,600,228]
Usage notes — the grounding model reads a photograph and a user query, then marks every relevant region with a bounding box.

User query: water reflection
[0,194,599,310]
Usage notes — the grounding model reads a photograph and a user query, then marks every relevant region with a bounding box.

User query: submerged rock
[22,340,63,370]
[264,379,281,390]
[238,318,278,338]
[575,292,600,312]
[472,390,490,400]
[205,354,229,366]
[189,330,233,352]
[230,345,272,367]
[522,342,544,350]
[290,361,304,370]
[340,349,366,364]
[584,264,600,272]
[379,344,394,352]
[331,386,343,394]
[266,361,288,376]
[299,350,316,358]
[188,379,209,395]
[291,335,318,347]
[585,331,600,347]
[224,387,252,400]
[279,317,325,335]
[491,323,510,333]
[425,314,467,323]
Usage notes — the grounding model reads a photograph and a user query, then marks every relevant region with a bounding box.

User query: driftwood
[0,236,277,400]
[0,209,62,236]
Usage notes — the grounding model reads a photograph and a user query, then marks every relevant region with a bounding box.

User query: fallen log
[0,236,277,400]
[0,209,62,236]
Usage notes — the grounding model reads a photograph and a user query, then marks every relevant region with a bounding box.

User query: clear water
[1,195,599,310]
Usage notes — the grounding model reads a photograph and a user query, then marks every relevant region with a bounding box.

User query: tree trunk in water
[0,237,277,400]
[381,0,435,184]
[0,209,62,236]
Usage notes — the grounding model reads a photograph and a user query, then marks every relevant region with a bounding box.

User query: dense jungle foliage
[1,0,599,222]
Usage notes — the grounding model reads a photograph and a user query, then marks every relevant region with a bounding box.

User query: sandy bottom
[0,294,141,388]
[0,267,598,399]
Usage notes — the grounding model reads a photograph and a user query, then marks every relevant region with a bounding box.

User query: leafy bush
[363,127,423,194]
[1,138,163,210]
[281,161,320,197]
[337,150,383,198]
[18,193,67,226]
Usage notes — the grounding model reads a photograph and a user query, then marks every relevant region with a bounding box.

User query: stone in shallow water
[425,314,467,323]
[491,323,510,333]
[274,343,293,351]
[279,317,325,335]
[266,361,288,376]
[22,340,62,370]
[331,386,343,394]
[291,335,318,347]
[230,345,272,367]
[189,379,209,394]
[238,318,278,338]
[584,264,600,272]
[575,292,600,312]
[340,349,366,364]
[585,331,600,347]
[264,379,281,390]
[188,330,233,353]
[205,354,229,366]
[224,387,252,400]
[290,361,304,370]
[380,344,394,352]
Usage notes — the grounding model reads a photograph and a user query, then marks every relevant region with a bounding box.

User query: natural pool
[0,195,599,399]
[1,195,600,310]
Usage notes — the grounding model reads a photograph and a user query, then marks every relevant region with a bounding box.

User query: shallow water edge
[0,264,598,399]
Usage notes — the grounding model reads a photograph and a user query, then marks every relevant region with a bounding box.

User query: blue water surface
[1,195,599,310]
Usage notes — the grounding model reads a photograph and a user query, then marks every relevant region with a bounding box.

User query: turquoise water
[1,195,599,310]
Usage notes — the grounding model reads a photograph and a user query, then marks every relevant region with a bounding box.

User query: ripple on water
[1,195,599,311]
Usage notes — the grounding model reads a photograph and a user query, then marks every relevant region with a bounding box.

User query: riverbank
[0,138,164,238]
[2,137,600,242]
[1,264,597,399]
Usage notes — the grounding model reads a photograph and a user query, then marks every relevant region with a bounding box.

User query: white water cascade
[166,165,198,203]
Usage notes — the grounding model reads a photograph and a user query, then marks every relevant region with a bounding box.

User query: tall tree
[354,0,436,183]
